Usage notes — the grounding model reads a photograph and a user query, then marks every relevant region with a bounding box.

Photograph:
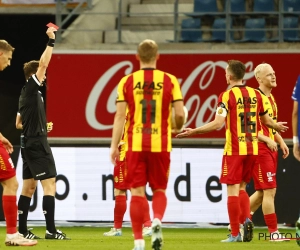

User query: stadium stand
[283,0,300,12]
[253,0,276,12]
[230,0,246,13]
[180,17,202,42]
[3,0,298,47]
[193,0,219,13]
[211,17,232,42]
[242,18,266,42]
[283,16,300,41]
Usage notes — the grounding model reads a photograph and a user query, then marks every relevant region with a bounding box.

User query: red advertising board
[47,52,299,139]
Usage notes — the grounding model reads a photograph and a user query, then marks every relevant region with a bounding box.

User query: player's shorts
[21,135,57,180]
[252,144,278,190]
[0,142,16,181]
[113,159,130,190]
[126,151,170,190]
[220,154,258,184]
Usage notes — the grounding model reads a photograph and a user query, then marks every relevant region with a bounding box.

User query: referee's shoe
[45,229,70,240]
[23,228,41,239]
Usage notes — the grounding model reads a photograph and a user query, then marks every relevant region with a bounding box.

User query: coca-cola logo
[85,60,255,131]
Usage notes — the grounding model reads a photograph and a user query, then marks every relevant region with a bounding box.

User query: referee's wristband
[47,38,55,47]
[293,136,299,144]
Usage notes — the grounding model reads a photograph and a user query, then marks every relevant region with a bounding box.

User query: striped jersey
[218,85,267,156]
[116,68,183,152]
[257,88,278,142]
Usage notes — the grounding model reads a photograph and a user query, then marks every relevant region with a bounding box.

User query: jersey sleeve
[169,74,183,102]
[216,91,229,117]
[116,75,130,102]
[256,92,268,116]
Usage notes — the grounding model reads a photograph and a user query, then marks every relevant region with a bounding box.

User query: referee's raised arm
[35,26,56,83]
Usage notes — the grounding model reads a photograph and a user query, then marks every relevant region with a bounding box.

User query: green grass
[0,227,298,250]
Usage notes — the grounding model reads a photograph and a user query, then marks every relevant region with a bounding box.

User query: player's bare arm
[35,27,56,83]
[274,133,289,159]
[0,133,13,154]
[16,113,23,130]
[173,101,185,132]
[258,132,278,152]
[260,113,288,133]
[176,114,225,138]
[110,102,127,165]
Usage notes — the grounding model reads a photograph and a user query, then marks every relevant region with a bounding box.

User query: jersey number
[239,112,256,133]
[140,99,156,124]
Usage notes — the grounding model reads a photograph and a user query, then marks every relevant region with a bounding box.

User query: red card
[46,22,59,30]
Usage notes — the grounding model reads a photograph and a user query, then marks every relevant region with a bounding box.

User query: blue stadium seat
[194,0,218,13]
[283,0,300,12]
[212,18,232,42]
[283,16,300,41]
[243,18,266,42]
[180,18,202,42]
[230,0,246,13]
[253,0,275,12]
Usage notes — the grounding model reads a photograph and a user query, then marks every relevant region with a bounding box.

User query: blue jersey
[291,75,300,142]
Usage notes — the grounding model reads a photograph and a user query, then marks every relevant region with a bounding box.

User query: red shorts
[253,145,278,190]
[220,154,257,184]
[113,159,130,190]
[126,151,170,190]
[0,143,16,181]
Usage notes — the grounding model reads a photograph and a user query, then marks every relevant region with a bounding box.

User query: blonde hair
[254,63,270,80]
[0,40,15,52]
[137,39,158,64]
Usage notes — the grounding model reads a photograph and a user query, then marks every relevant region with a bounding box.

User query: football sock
[239,190,250,224]
[114,195,127,229]
[152,191,167,221]
[3,195,17,234]
[143,196,151,227]
[250,211,254,221]
[18,195,31,234]
[264,213,278,233]
[228,196,240,237]
[130,196,144,239]
[43,195,56,233]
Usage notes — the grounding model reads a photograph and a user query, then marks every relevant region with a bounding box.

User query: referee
[16,26,69,240]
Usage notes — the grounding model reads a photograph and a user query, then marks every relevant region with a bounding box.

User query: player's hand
[175,128,194,138]
[280,142,289,159]
[274,122,288,133]
[46,27,56,39]
[266,138,278,152]
[47,122,53,132]
[293,143,300,161]
[0,134,13,154]
[110,147,120,166]
[117,141,125,147]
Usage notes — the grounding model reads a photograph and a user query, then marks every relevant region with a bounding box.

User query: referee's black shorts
[21,135,57,180]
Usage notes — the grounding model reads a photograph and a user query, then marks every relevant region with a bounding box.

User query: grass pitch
[0,227,298,249]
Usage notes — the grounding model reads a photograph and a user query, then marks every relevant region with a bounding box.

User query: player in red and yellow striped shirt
[249,63,289,240]
[176,60,288,243]
[104,116,152,237]
[110,39,185,250]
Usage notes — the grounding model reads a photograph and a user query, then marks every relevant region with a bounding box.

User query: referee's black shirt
[18,74,47,137]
